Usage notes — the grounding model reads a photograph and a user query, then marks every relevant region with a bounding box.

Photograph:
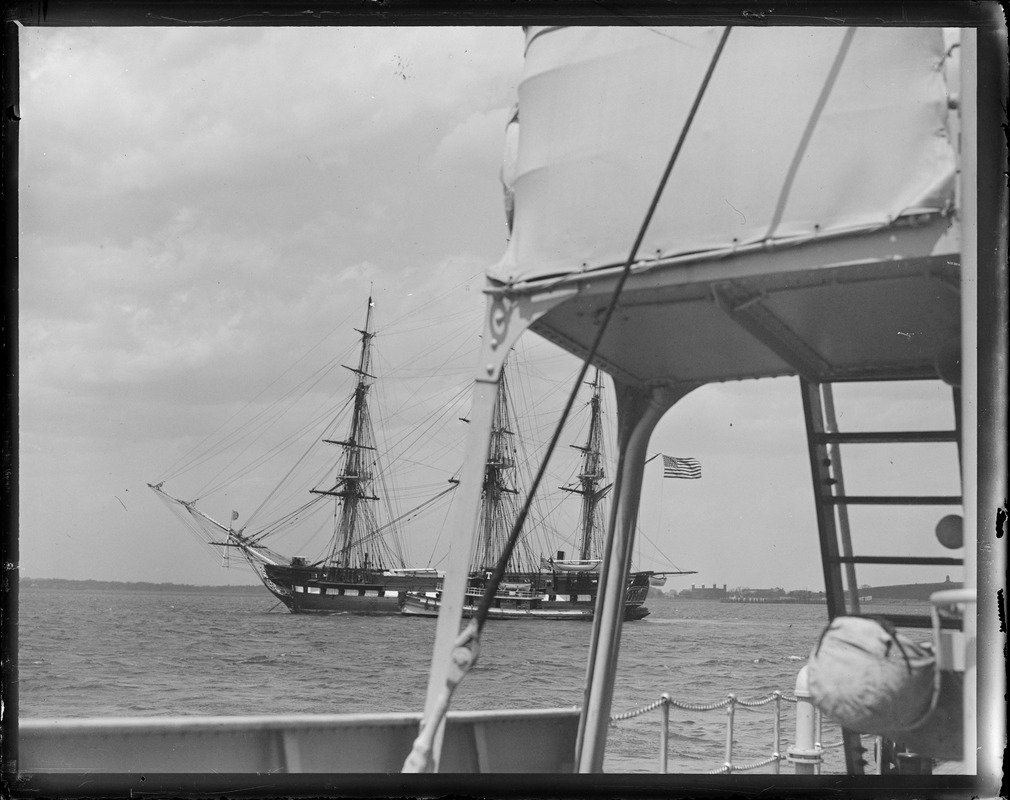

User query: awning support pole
[971,17,1009,789]
[958,24,978,779]
[576,381,693,772]
[408,288,570,772]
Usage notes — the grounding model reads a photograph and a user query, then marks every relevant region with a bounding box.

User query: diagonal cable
[403,26,733,773]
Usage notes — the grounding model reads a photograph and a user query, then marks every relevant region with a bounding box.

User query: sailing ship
[401,370,690,620]
[151,296,448,614]
[150,298,673,618]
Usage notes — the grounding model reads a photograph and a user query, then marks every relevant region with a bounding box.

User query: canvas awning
[491,26,961,388]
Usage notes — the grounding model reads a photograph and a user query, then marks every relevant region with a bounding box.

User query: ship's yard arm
[351,483,458,552]
[403,27,732,774]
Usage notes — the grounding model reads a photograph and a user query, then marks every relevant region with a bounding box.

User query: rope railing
[610,688,842,774]
[706,754,780,775]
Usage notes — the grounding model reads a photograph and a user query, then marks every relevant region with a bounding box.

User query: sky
[17,24,965,593]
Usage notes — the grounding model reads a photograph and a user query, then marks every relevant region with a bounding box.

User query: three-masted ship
[151,296,445,614]
[401,370,662,620]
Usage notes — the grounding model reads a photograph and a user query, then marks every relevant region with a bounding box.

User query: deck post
[964,16,1009,791]
[958,25,978,779]
[412,370,497,770]
[576,382,692,772]
[724,695,736,773]
[659,694,670,774]
[787,666,822,775]
[772,692,782,774]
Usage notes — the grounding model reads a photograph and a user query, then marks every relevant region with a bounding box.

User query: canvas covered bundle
[808,616,963,759]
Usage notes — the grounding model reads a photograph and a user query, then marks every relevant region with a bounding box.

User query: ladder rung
[814,430,958,444]
[852,613,961,630]
[833,555,963,566]
[827,495,961,506]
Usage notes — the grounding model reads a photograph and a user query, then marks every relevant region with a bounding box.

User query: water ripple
[20,588,857,772]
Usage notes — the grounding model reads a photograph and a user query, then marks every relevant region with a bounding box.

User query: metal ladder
[799,377,964,774]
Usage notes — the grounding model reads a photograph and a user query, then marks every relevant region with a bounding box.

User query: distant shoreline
[22,577,963,601]
[20,578,265,594]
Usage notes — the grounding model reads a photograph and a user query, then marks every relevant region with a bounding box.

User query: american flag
[662,455,701,479]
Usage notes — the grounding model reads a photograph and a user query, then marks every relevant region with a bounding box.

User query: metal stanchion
[659,694,670,774]
[787,666,822,774]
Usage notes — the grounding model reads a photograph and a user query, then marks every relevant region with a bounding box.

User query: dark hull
[262,563,442,615]
[260,563,650,620]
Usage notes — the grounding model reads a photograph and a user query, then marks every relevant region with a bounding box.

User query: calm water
[18,588,914,773]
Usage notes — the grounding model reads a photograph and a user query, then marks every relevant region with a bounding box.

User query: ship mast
[562,369,608,560]
[473,358,522,573]
[310,296,385,570]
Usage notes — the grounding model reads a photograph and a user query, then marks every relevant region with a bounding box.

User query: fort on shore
[666,577,962,604]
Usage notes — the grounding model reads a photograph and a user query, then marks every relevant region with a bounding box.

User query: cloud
[432,108,511,175]
[20,27,522,246]
[19,26,520,406]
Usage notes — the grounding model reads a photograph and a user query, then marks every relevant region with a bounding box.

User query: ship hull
[259,561,653,619]
[263,564,442,615]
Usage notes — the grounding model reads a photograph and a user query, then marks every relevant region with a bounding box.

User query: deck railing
[609,668,845,774]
